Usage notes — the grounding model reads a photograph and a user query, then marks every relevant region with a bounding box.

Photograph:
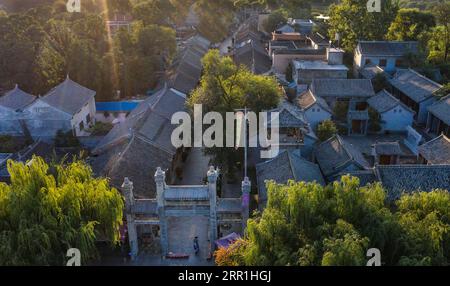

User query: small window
[365,59,372,65]
[79,121,84,131]
[379,59,387,67]
[86,114,91,124]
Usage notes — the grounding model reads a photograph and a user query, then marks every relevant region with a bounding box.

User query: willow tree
[0,156,124,266]
[215,176,450,266]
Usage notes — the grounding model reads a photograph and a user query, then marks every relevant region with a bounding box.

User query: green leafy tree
[263,8,288,32]
[431,1,450,63]
[368,108,382,132]
[132,0,174,26]
[317,120,338,141]
[188,49,282,113]
[0,156,124,265]
[214,176,450,266]
[188,50,282,176]
[328,0,398,52]
[387,8,436,41]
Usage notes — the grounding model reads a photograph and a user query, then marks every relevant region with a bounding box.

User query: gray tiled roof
[42,76,96,115]
[307,33,329,45]
[359,64,388,80]
[297,90,332,113]
[357,41,419,57]
[338,170,377,187]
[374,141,402,155]
[311,79,375,98]
[232,40,271,74]
[92,86,186,197]
[418,135,450,165]
[268,100,308,128]
[168,34,209,94]
[376,165,450,201]
[389,69,442,103]
[368,90,414,114]
[0,140,54,180]
[256,150,325,204]
[0,85,36,110]
[315,135,370,178]
[428,95,450,125]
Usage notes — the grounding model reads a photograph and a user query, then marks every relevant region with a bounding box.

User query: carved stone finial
[207,166,218,183]
[122,177,132,188]
[155,167,166,183]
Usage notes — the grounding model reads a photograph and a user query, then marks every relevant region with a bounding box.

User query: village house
[389,69,442,125]
[367,89,415,133]
[290,57,348,85]
[0,85,36,136]
[272,48,326,74]
[426,94,450,137]
[230,17,271,74]
[270,32,333,74]
[169,35,211,94]
[353,41,419,75]
[310,79,375,135]
[371,141,402,165]
[275,23,295,34]
[91,86,187,197]
[256,150,324,209]
[287,18,314,34]
[310,79,375,110]
[314,135,371,182]
[0,76,96,139]
[266,99,318,158]
[418,135,450,165]
[297,89,332,130]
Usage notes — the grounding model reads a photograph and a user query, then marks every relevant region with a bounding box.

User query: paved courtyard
[177,148,211,185]
[166,216,213,265]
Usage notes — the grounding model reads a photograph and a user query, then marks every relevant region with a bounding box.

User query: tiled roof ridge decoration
[41,75,96,115]
[0,84,37,110]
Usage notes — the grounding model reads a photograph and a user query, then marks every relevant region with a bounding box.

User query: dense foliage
[188,50,282,176]
[215,177,450,266]
[0,156,124,266]
[328,0,399,52]
[316,120,337,141]
[0,0,177,101]
[387,8,436,41]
